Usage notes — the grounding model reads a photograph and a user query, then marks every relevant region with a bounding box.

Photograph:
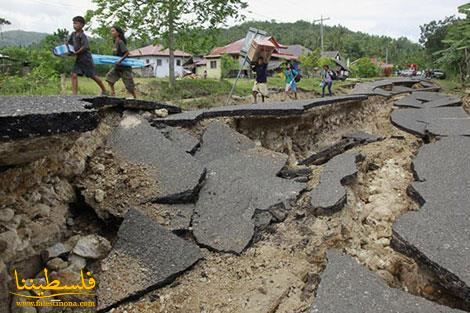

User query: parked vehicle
[398,69,415,77]
[431,69,446,79]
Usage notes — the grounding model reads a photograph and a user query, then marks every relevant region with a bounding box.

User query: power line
[20,0,84,10]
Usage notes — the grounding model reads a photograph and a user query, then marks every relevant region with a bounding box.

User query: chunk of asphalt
[395,97,425,108]
[390,109,428,137]
[159,126,199,154]
[426,116,470,137]
[154,203,195,232]
[0,96,99,140]
[309,152,359,213]
[194,121,255,164]
[351,78,438,97]
[395,93,461,109]
[391,107,470,137]
[300,132,380,167]
[341,131,382,144]
[392,136,470,303]
[311,250,463,313]
[97,208,202,312]
[107,115,205,203]
[192,148,305,254]
[153,95,368,127]
[82,96,182,113]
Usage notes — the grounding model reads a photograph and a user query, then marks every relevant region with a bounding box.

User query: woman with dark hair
[321,64,333,97]
[105,25,136,98]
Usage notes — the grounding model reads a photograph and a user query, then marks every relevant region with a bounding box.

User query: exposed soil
[105,94,466,313]
[2,90,467,313]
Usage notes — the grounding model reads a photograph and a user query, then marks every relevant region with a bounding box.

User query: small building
[321,50,342,61]
[285,45,312,59]
[195,38,297,79]
[129,44,192,78]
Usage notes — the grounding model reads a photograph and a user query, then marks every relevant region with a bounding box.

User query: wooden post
[60,73,66,95]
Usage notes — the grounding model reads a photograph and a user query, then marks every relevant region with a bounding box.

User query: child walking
[105,26,137,99]
[284,62,298,100]
[67,16,108,95]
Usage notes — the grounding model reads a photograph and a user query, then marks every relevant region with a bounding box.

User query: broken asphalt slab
[351,78,439,97]
[106,114,205,203]
[392,136,470,303]
[192,123,304,253]
[159,126,199,153]
[300,132,381,166]
[193,149,305,254]
[153,95,368,127]
[194,121,255,165]
[395,93,461,109]
[97,208,202,312]
[82,96,182,113]
[311,250,463,312]
[309,152,360,213]
[391,107,470,137]
[0,95,99,140]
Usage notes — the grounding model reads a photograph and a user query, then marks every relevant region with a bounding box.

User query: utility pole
[313,15,330,53]
[385,46,389,64]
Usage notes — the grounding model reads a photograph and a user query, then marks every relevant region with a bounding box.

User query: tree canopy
[85,0,247,86]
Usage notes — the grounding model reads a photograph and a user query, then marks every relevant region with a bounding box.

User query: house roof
[207,37,296,60]
[284,45,312,58]
[129,44,191,57]
[208,39,245,56]
[272,52,297,61]
[321,50,341,59]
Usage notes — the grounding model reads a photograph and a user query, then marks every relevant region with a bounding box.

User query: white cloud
[0,0,466,41]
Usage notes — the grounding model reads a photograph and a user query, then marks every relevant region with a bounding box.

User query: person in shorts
[67,16,108,96]
[252,57,268,104]
[105,26,137,99]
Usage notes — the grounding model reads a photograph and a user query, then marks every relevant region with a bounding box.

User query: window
[156,59,162,66]
[210,60,217,69]
[176,59,181,66]
[146,59,150,64]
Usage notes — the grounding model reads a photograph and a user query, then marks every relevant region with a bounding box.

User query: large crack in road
[1,79,469,313]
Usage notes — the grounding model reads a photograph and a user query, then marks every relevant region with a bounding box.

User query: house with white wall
[129,44,192,78]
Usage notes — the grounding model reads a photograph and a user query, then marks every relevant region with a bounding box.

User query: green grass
[0,73,404,109]
[434,79,464,95]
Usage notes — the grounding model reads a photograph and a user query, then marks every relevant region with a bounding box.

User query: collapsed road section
[1,77,469,313]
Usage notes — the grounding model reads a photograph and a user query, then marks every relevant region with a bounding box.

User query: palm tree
[0,17,11,40]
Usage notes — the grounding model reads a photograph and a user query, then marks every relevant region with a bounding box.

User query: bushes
[0,63,60,95]
[351,57,379,78]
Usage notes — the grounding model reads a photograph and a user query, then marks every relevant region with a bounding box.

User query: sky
[0,0,466,42]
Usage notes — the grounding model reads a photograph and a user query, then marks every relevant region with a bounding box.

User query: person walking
[284,62,298,100]
[105,26,137,99]
[252,56,268,104]
[67,16,108,95]
[321,64,333,97]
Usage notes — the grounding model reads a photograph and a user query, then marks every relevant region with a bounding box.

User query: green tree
[420,16,456,65]
[317,56,335,68]
[299,48,320,77]
[351,57,379,78]
[220,54,239,79]
[86,0,247,87]
[434,3,470,82]
[0,17,11,39]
